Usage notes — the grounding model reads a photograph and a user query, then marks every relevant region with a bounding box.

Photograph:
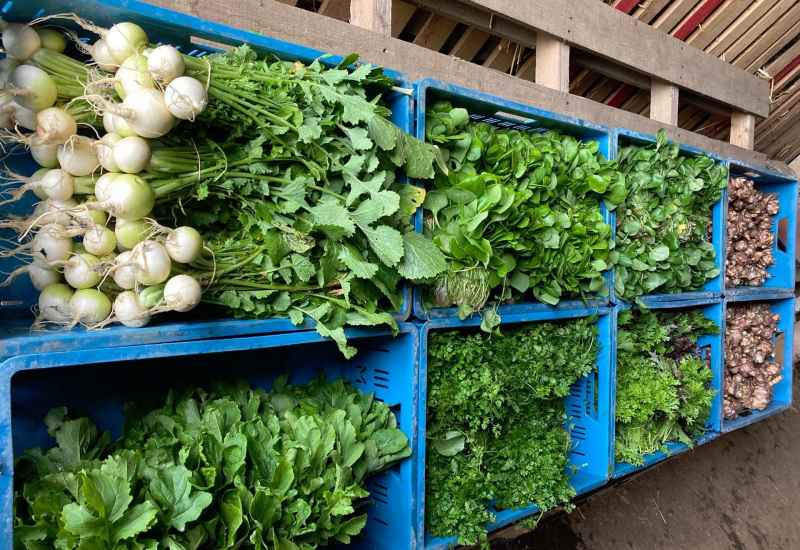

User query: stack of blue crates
[0,1,796,548]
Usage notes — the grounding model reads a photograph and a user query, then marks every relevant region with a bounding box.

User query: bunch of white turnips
[0,18,211,329]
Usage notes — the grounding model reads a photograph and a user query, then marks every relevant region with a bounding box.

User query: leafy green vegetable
[14,374,410,549]
[143,47,447,356]
[420,102,626,317]
[615,308,719,466]
[425,319,600,547]
[614,129,727,301]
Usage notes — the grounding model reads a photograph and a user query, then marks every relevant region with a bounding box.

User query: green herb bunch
[13,374,410,550]
[615,308,720,466]
[145,46,448,357]
[614,129,728,303]
[419,101,626,321]
[425,319,600,547]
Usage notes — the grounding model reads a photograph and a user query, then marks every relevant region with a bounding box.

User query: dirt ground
[485,365,800,550]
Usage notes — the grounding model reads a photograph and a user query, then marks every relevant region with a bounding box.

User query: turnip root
[725,177,780,287]
[724,303,782,420]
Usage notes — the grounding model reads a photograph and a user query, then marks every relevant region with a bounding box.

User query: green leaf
[397,231,447,281]
[649,246,670,262]
[433,431,465,456]
[358,225,405,268]
[309,200,356,239]
[366,115,399,151]
[342,126,373,150]
[339,242,379,279]
[150,466,213,531]
[220,490,243,547]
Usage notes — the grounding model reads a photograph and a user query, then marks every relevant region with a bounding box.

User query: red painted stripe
[614,0,640,14]
[672,0,725,40]
[607,84,638,108]
[771,54,800,85]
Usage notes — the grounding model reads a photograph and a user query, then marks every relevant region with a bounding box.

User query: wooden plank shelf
[143,0,796,166]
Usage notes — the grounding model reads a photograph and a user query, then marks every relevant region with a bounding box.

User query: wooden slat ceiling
[293,0,800,163]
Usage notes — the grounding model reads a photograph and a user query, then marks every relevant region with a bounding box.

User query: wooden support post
[350,0,391,35]
[730,110,756,150]
[535,34,569,92]
[650,80,679,126]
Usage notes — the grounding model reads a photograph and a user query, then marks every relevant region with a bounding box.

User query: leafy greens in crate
[13,374,410,549]
[420,102,626,321]
[614,130,727,302]
[615,308,719,466]
[425,318,599,547]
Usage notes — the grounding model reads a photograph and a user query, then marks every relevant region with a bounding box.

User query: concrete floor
[489,365,800,550]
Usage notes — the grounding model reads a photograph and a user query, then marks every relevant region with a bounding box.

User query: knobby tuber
[725,177,779,287]
[724,303,782,419]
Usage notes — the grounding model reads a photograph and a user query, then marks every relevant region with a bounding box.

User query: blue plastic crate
[412,78,616,322]
[724,159,798,296]
[611,128,726,306]
[612,298,724,479]
[416,307,614,549]
[0,324,419,550]
[722,294,795,433]
[0,0,414,358]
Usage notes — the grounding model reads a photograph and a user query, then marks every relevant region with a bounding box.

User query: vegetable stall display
[615,308,719,466]
[725,176,779,287]
[420,101,626,322]
[424,319,599,547]
[723,303,782,419]
[0,18,447,356]
[13,375,411,549]
[614,130,727,303]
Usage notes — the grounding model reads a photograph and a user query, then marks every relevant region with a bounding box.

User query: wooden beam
[483,39,517,72]
[739,14,800,73]
[350,0,391,34]
[720,0,794,61]
[686,0,751,50]
[587,77,622,104]
[756,95,800,149]
[570,69,600,96]
[765,41,800,81]
[410,0,770,116]
[449,26,491,61]
[704,0,780,57]
[392,1,417,37]
[650,81,679,126]
[140,0,767,165]
[535,34,569,92]
[772,62,800,97]
[652,0,703,33]
[318,0,350,21]
[412,13,458,50]
[763,118,800,159]
[671,0,727,41]
[730,111,755,149]
[516,54,536,81]
[632,0,673,24]
[571,49,651,90]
